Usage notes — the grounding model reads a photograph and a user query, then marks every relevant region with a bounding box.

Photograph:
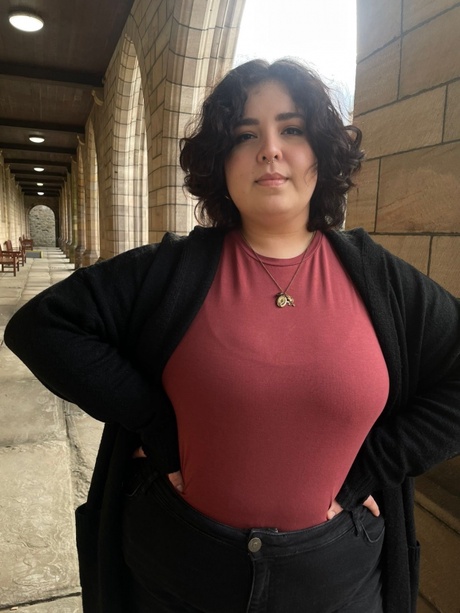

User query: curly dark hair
[180,58,364,232]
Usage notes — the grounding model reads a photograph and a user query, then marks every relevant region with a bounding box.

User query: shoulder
[325,227,425,281]
[79,226,224,283]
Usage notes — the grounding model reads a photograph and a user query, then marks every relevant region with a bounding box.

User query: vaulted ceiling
[0,0,134,198]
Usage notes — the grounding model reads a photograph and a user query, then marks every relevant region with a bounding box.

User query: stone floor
[0,249,103,612]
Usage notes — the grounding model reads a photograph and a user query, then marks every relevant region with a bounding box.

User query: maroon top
[162,231,389,530]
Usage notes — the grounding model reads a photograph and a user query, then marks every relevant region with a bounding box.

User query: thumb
[326,500,343,520]
[167,470,184,493]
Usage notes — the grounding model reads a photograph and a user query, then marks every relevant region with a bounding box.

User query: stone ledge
[2,594,82,612]
[0,441,80,607]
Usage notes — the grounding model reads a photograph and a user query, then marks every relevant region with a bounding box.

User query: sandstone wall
[348,0,460,296]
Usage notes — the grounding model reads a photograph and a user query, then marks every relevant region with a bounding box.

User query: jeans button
[248,537,262,553]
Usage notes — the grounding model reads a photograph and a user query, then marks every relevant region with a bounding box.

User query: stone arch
[110,35,148,255]
[28,204,56,247]
[133,0,246,242]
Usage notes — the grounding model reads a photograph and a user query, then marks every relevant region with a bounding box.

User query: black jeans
[122,462,384,613]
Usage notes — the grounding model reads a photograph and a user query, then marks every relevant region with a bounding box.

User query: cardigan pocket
[75,502,101,613]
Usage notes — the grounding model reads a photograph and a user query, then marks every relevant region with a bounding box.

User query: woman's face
[224,80,318,232]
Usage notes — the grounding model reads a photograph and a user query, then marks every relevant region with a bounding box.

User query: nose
[257,134,282,165]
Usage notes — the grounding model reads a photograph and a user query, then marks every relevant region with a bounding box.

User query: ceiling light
[34,167,45,172]
[37,191,45,196]
[29,135,45,144]
[37,182,44,186]
[9,12,44,32]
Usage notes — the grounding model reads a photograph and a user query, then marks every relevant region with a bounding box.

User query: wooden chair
[20,236,34,251]
[4,240,25,267]
[0,244,19,276]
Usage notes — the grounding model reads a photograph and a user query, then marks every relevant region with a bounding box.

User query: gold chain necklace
[241,233,315,308]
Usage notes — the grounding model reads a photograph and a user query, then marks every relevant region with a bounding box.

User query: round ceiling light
[9,12,44,32]
[34,167,45,172]
[37,191,45,196]
[36,182,44,186]
[29,135,45,143]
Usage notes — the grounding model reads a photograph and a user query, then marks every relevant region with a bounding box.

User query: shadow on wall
[29,205,56,247]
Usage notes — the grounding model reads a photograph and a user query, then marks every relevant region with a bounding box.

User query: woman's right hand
[132,446,184,493]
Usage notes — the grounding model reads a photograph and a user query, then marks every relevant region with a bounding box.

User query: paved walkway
[0,249,103,612]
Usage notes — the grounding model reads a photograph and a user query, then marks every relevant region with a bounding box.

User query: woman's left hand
[326,495,380,520]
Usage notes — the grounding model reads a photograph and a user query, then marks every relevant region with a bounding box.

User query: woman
[4,59,460,613]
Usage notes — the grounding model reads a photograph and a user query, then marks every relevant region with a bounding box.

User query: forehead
[243,80,297,114]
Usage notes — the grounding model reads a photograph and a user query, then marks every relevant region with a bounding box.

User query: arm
[337,252,460,509]
[4,244,165,434]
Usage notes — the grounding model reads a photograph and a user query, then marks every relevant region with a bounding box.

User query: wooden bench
[0,244,19,276]
[4,239,25,267]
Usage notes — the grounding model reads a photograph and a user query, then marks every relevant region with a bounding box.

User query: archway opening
[29,204,56,247]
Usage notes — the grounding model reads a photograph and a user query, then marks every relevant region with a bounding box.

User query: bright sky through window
[234,0,357,118]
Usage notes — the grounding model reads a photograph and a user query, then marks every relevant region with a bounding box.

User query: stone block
[354,40,400,115]
[369,235,430,275]
[10,596,82,611]
[403,0,459,32]
[357,0,401,61]
[415,502,460,613]
[0,346,38,380]
[0,441,80,607]
[0,304,17,325]
[430,236,460,296]
[416,596,438,613]
[345,159,379,231]
[400,7,460,97]
[0,287,23,305]
[356,88,445,159]
[0,377,66,445]
[445,80,460,142]
[425,456,460,498]
[377,143,460,233]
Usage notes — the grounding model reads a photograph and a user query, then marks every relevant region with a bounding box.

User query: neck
[240,225,315,258]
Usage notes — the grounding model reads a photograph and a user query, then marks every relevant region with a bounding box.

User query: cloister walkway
[0,248,102,612]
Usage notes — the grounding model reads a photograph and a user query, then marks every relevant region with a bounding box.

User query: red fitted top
[162,231,389,530]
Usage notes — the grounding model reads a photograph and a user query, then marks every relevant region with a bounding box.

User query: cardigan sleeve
[4,243,169,437]
[336,248,460,509]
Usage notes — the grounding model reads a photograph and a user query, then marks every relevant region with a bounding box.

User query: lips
[256,173,287,187]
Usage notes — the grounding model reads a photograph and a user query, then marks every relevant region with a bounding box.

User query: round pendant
[276,293,294,308]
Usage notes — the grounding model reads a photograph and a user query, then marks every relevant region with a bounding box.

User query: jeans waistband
[136,463,360,557]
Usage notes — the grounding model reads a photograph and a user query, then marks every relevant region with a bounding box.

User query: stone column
[74,150,86,268]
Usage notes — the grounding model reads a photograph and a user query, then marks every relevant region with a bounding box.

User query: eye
[234,132,255,145]
[283,126,304,136]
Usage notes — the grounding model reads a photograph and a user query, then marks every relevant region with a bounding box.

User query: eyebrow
[234,112,305,128]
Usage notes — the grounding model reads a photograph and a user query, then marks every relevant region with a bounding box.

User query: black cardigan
[5,227,460,612]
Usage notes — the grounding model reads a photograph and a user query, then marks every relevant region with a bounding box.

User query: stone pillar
[68,160,78,263]
[348,0,460,297]
[75,151,86,269]
[81,122,100,266]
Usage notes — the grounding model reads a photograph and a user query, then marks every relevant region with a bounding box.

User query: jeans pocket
[357,507,385,544]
